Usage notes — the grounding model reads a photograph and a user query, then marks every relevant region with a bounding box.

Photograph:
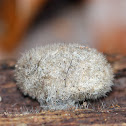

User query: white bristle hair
[15,43,114,110]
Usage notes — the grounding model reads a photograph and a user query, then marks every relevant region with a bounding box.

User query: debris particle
[0,96,2,102]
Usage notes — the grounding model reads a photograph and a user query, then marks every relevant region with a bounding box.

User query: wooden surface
[0,54,126,126]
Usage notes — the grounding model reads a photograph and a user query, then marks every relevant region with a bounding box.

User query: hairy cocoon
[15,43,114,110]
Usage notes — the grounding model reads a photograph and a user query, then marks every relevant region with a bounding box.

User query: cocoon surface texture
[15,43,114,110]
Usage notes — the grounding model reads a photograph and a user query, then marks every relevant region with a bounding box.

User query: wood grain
[0,54,125,126]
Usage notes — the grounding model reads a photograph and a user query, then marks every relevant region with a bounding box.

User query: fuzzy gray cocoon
[15,43,114,110]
